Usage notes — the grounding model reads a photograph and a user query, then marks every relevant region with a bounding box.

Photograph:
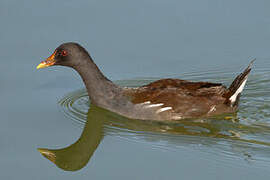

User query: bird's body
[122,79,231,120]
[37,42,254,121]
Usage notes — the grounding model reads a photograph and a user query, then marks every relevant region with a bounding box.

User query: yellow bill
[36,51,57,69]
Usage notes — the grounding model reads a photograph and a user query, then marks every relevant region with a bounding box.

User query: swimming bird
[37,42,254,121]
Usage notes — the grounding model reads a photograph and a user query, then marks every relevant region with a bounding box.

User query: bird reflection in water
[38,105,270,171]
[38,106,104,171]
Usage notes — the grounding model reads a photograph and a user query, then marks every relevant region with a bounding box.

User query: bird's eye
[61,50,68,56]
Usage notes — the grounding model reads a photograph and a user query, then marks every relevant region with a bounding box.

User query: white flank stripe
[145,103,164,108]
[229,78,247,103]
[156,107,172,113]
[140,101,151,105]
[172,116,183,120]
[208,106,216,114]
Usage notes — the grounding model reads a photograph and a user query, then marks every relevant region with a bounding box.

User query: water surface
[1,0,270,179]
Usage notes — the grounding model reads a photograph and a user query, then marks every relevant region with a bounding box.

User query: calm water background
[1,0,270,179]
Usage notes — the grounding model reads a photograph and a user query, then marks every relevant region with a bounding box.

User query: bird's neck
[73,56,123,107]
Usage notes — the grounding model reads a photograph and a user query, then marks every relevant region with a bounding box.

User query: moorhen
[37,42,254,121]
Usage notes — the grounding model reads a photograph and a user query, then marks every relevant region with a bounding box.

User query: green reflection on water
[38,104,270,171]
[38,106,104,171]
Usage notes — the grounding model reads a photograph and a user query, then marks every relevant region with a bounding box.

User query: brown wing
[124,79,228,117]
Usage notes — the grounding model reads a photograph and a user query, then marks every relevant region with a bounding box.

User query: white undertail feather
[229,78,248,103]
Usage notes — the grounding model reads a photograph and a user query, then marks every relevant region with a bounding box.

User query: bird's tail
[223,59,255,106]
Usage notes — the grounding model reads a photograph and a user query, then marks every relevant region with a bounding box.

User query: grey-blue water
[1,0,270,179]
